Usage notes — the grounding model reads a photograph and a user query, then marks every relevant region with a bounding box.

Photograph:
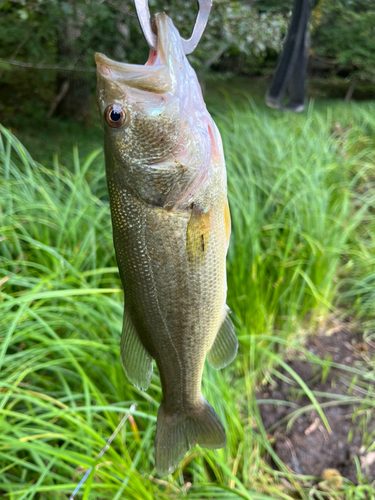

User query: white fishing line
[69,404,138,499]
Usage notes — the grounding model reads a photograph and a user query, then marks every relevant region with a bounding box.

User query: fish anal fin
[208,309,238,370]
[120,311,153,391]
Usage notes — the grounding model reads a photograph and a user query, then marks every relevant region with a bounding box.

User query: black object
[110,110,122,122]
[266,0,311,112]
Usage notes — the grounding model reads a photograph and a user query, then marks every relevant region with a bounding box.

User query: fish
[95,12,237,476]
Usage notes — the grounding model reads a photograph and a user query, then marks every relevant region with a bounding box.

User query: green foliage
[1,96,375,497]
[0,0,287,118]
[222,98,371,336]
[312,0,375,82]
[256,0,293,15]
[170,1,287,68]
[1,0,374,120]
[0,0,286,68]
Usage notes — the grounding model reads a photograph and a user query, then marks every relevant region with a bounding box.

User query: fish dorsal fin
[208,309,238,370]
[120,310,153,391]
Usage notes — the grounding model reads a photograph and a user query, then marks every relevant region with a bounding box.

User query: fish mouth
[95,13,177,94]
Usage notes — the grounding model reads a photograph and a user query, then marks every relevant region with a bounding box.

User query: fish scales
[109,180,225,403]
[96,12,238,475]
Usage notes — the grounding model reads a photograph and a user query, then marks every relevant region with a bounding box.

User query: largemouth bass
[95,12,237,475]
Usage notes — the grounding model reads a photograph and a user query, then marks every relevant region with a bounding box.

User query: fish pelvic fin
[208,308,238,370]
[154,397,226,476]
[120,310,153,391]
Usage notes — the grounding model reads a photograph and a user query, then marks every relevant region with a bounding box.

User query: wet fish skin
[95,13,237,475]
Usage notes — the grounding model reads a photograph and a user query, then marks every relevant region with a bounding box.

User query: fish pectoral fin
[208,309,238,370]
[120,311,153,391]
[186,205,212,266]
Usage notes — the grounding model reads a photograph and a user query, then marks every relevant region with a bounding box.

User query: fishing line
[69,404,137,499]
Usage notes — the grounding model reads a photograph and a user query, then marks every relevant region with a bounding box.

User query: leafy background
[0,0,374,121]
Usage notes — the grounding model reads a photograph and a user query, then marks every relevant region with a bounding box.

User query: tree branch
[344,76,358,103]
[310,53,337,66]
[10,31,31,61]
[46,80,70,118]
[0,58,95,72]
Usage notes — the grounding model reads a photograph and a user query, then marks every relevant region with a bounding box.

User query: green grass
[1,95,375,499]
[225,99,375,334]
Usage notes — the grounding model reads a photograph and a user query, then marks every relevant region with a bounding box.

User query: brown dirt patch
[257,327,375,484]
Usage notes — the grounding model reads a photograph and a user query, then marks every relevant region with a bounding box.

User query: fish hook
[134,0,212,55]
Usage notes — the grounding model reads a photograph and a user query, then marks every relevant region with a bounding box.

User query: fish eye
[105,105,126,128]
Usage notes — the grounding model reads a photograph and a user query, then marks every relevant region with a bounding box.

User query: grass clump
[1,97,375,499]
[223,99,375,339]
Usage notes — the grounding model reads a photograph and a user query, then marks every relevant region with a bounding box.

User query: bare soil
[257,327,375,484]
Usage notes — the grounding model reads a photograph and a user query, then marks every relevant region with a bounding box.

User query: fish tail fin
[154,397,226,476]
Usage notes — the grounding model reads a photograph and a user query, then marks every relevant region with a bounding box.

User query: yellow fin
[186,205,212,266]
[224,199,231,250]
